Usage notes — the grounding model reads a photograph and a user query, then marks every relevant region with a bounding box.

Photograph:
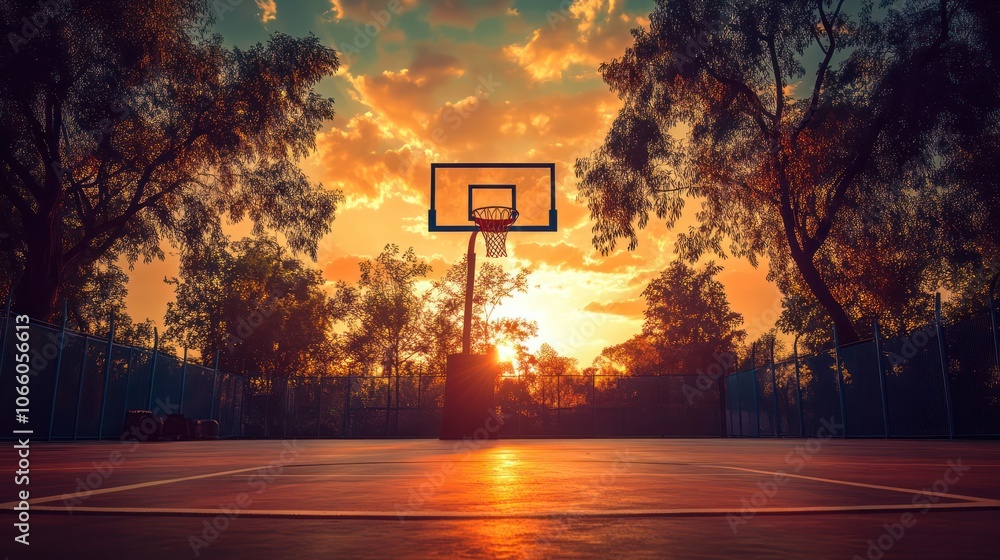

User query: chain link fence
[726,305,1000,438]
[3,295,997,440]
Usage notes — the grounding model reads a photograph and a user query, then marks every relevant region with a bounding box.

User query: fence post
[557,373,562,435]
[735,371,743,437]
[770,339,779,438]
[264,372,271,439]
[145,328,159,411]
[178,348,188,416]
[97,313,116,440]
[72,337,90,440]
[209,349,220,420]
[282,378,288,440]
[591,372,597,438]
[0,294,12,391]
[316,376,323,438]
[48,300,68,441]
[343,374,351,437]
[794,339,804,438]
[122,346,134,420]
[989,275,1000,377]
[935,293,955,439]
[394,368,401,437]
[833,327,847,439]
[417,366,423,436]
[239,374,248,438]
[750,343,759,436]
[616,375,623,435]
[873,319,890,438]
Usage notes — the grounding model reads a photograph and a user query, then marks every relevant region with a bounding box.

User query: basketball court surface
[3,438,999,558]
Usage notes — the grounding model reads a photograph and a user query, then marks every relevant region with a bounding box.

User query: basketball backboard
[428,163,557,232]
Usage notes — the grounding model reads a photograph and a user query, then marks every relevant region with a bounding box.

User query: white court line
[0,465,272,508]
[706,465,996,503]
[13,500,1000,520]
[227,472,762,478]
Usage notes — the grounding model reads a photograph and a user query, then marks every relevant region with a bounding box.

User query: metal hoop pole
[462,230,478,354]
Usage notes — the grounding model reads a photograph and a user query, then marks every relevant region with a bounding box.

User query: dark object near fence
[162,414,191,440]
[121,410,162,441]
[198,420,220,439]
[186,417,202,440]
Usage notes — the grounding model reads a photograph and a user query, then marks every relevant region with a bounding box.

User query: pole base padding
[440,353,500,440]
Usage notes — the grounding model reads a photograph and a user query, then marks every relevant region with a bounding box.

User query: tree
[639,261,745,373]
[576,0,998,343]
[63,261,157,347]
[332,244,431,379]
[594,334,661,376]
[164,236,335,377]
[431,255,536,355]
[0,0,343,320]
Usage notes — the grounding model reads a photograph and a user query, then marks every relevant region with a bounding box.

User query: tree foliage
[577,0,999,343]
[332,244,431,377]
[164,236,335,376]
[0,0,343,320]
[430,255,537,359]
[593,261,745,375]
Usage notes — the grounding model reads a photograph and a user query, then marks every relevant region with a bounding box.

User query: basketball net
[471,206,519,258]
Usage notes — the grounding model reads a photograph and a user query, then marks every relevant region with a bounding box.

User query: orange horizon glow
[120,1,782,367]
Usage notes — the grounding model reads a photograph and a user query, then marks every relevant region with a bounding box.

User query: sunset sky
[123,0,781,364]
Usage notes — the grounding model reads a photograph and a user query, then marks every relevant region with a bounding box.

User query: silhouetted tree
[0,1,343,319]
[332,244,431,379]
[431,256,537,356]
[577,0,998,343]
[63,262,156,347]
[639,261,745,373]
[594,334,661,376]
[164,237,335,376]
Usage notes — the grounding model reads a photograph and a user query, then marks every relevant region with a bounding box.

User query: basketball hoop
[472,206,519,257]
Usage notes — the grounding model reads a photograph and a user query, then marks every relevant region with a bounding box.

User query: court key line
[705,465,996,504]
[0,465,274,508]
[15,500,1000,520]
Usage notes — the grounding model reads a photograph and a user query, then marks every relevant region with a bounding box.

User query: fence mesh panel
[3,308,1000,440]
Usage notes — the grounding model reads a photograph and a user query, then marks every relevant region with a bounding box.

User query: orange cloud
[303,113,433,209]
[255,0,277,23]
[584,297,646,318]
[512,240,646,274]
[351,46,465,132]
[504,0,646,82]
